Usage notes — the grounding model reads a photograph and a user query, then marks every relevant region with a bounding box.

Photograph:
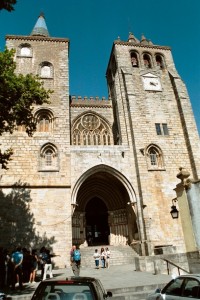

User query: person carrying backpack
[70,245,81,276]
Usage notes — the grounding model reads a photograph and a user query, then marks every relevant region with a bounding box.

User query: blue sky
[0,0,200,133]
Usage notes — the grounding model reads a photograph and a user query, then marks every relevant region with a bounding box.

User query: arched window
[72,112,113,146]
[39,62,53,78]
[18,43,32,57]
[39,143,59,171]
[35,109,54,132]
[155,54,165,69]
[146,144,164,170]
[143,53,152,68]
[130,52,139,67]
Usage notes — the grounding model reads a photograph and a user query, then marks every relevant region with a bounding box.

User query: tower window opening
[143,54,152,68]
[39,143,59,171]
[130,52,139,67]
[156,54,165,69]
[35,109,54,132]
[39,62,53,78]
[146,144,165,170]
[155,123,169,136]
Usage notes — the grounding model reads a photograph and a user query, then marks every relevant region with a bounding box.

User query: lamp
[170,198,179,219]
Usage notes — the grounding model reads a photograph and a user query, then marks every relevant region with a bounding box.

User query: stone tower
[0,17,200,267]
[106,32,200,254]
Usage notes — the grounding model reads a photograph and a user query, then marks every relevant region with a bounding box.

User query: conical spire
[31,13,50,37]
[127,32,139,43]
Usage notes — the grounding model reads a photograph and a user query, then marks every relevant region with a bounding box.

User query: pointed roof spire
[140,34,154,45]
[127,32,139,43]
[31,13,50,37]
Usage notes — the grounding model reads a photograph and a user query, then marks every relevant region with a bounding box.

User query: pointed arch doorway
[71,165,139,247]
[85,197,109,246]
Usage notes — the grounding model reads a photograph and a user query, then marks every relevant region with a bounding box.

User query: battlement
[70,96,112,107]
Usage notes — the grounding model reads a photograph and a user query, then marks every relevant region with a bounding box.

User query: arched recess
[71,164,139,247]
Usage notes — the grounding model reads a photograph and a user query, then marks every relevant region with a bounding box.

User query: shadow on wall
[0,181,56,251]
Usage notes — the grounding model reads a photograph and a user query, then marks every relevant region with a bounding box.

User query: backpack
[73,249,81,262]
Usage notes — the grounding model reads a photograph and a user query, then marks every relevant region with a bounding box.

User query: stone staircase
[80,245,139,268]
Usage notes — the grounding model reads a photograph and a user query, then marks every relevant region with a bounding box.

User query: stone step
[80,245,139,268]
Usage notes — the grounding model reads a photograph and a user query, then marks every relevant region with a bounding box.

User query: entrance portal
[85,197,109,245]
[72,166,139,247]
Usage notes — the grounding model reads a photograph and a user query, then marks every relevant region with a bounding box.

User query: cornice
[114,40,171,50]
[6,35,69,43]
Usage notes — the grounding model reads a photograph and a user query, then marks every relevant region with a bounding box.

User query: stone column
[174,168,197,252]
[187,182,200,249]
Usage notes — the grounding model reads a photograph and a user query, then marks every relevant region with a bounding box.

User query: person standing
[29,249,38,284]
[70,245,81,276]
[11,247,23,290]
[105,247,111,269]
[100,247,106,268]
[93,249,100,269]
[39,247,46,280]
[42,249,53,280]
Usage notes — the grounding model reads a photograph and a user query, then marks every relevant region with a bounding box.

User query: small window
[45,149,53,166]
[149,149,157,165]
[21,47,31,56]
[39,143,59,172]
[39,62,53,78]
[155,123,169,136]
[35,109,54,132]
[163,124,169,135]
[18,43,32,57]
[41,65,51,77]
[146,144,165,170]
[155,124,162,135]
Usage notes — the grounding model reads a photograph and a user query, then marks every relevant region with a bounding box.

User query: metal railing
[162,258,190,275]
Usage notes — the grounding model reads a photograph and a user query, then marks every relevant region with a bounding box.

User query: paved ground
[3,264,173,299]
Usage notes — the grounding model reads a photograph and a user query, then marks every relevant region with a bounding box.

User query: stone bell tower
[106,32,200,255]
[2,14,72,266]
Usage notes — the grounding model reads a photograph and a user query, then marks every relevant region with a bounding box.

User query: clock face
[142,76,162,91]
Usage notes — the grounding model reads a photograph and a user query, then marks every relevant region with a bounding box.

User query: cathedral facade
[1,14,200,267]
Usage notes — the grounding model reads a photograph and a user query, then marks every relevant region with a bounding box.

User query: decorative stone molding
[176,167,192,190]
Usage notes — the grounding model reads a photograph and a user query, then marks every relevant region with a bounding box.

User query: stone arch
[34,108,54,132]
[39,61,54,78]
[145,143,164,170]
[71,164,139,246]
[71,111,113,146]
[155,53,166,69]
[71,164,137,206]
[39,142,59,171]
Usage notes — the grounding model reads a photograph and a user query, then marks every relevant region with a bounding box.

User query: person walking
[42,249,53,280]
[70,245,81,276]
[11,247,23,290]
[105,247,111,269]
[93,249,100,269]
[100,247,106,268]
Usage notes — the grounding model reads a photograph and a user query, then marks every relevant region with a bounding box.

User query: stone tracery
[72,112,113,145]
